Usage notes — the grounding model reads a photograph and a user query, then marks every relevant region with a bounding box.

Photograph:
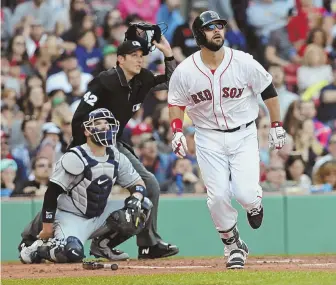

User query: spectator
[101,9,123,44]
[46,50,93,93]
[139,137,171,184]
[92,45,117,76]
[299,100,331,147]
[1,52,21,95]
[283,100,302,137]
[298,27,328,57]
[0,130,27,184]
[160,158,204,194]
[117,0,160,24]
[297,44,333,95]
[317,63,336,130]
[11,117,42,173]
[1,88,23,132]
[313,160,336,191]
[61,10,95,44]
[25,19,46,58]
[11,0,54,34]
[171,4,205,63]
[156,0,184,44]
[11,156,52,197]
[6,34,33,77]
[131,122,153,152]
[261,160,297,192]
[293,118,327,176]
[75,29,102,74]
[285,153,312,192]
[22,86,50,122]
[259,65,298,119]
[25,73,44,91]
[313,132,336,174]
[37,122,63,163]
[65,68,85,103]
[1,6,12,42]
[0,158,18,197]
[246,0,292,43]
[101,20,127,47]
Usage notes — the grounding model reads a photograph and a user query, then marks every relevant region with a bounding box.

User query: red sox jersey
[168,46,273,130]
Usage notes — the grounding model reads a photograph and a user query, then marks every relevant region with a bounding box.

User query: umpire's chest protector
[61,146,119,218]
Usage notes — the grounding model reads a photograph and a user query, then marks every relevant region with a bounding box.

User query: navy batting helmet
[192,10,227,47]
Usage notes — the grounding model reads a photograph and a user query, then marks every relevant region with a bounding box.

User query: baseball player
[18,27,178,260]
[168,11,286,269]
[20,108,152,264]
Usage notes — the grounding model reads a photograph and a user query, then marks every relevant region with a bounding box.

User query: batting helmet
[192,10,227,47]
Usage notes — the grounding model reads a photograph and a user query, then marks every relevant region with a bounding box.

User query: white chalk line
[256,259,303,264]
[119,265,213,269]
[299,263,336,267]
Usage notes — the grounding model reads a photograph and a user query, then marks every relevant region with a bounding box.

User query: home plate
[119,265,213,269]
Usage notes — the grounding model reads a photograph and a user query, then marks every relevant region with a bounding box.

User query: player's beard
[204,38,224,52]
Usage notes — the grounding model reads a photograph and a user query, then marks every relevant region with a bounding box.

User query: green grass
[2,272,336,285]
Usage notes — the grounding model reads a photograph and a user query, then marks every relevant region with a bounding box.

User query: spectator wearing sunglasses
[11,156,52,197]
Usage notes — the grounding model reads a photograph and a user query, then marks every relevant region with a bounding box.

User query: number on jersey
[83,92,98,106]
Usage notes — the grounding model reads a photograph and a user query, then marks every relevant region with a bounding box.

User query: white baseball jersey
[168,46,273,130]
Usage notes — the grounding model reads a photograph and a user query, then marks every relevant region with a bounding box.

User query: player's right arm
[167,67,190,158]
[39,152,85,239]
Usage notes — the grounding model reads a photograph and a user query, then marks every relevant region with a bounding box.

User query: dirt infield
[2,256,336,279]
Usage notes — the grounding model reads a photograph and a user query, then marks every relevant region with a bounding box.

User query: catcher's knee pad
[64,236,84,263]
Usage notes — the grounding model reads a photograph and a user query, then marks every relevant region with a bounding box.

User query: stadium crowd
[1,0,336,198]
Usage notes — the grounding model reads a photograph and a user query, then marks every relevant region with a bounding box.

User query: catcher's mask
[83,108,120,147]
[124,22,168,55]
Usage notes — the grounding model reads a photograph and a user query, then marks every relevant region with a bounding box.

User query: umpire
[69,35,178,259]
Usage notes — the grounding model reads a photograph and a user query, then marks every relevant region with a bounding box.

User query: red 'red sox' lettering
[222,87,244,98]
[191,89,212,104]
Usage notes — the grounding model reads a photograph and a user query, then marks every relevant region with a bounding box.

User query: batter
[168,11,286,269]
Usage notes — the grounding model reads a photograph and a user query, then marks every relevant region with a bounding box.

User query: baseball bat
[83,261,118,271]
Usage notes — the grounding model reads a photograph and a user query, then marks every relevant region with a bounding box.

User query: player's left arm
[151,35,177,86]
[248,57,286,150]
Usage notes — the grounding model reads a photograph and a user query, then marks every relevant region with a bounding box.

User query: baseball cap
[103,45,118,56]
[132,123,152,136]
[0,159,18,172]
[117,40,145,56]
[42,122,61,135]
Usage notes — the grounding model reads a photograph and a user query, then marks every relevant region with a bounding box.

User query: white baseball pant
[195,122,262,232]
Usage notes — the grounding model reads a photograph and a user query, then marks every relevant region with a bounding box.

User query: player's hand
[172,132,188,158]
[38,223,54,240]
[269,121,286,150]
[124,196,142,228]
[153,35,173,57]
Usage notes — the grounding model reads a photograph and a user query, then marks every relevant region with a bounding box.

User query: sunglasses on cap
[203,23,225,31]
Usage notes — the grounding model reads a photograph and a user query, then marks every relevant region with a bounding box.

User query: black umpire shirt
[70,58,176,147]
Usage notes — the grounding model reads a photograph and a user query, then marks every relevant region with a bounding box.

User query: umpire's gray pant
[117,142,161,246]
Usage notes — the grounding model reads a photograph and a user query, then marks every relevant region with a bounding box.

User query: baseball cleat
[226,249,247,269]
[90,239,129,261]
[19,240,45,264]
[247,205,263,229]
[138,241,179,259]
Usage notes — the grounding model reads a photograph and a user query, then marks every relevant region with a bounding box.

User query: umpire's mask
[83,108,120,147]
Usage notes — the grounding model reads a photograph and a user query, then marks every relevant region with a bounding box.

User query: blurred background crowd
[1,0,336,198]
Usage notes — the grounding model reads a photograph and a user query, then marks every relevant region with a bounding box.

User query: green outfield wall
[1,194,336,261]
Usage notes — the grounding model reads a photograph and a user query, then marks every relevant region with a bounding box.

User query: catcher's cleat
[247,205,264,229]
[138,241,179,259]
[226,249,247,269]
[90,239,129,261]
[19,240,45,264]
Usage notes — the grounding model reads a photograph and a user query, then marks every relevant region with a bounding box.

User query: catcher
[20,108,152,263]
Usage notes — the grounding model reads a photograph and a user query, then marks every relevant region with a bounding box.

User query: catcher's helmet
[83,108,120,147]
[192,10,227,47]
